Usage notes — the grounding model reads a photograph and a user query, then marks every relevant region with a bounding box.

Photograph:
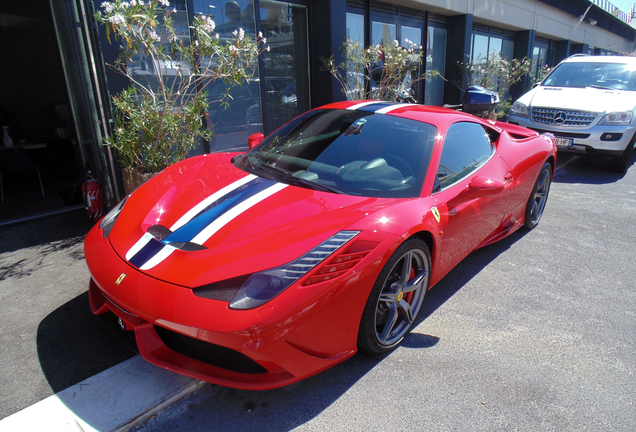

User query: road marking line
[0,356,204,432]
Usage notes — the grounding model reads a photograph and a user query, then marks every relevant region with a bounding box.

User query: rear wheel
[524,162,552,229]
[357,239,430,354]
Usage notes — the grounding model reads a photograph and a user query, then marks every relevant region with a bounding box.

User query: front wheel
[524,162,552,229]
[608,137,635,174]
[357,239,430,354]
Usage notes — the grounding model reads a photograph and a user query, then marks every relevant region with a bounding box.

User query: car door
[431,121,514,273]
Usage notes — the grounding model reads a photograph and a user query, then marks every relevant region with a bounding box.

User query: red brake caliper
[404,267,415,304]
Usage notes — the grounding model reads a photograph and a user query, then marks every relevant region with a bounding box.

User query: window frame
[434,121,497,193]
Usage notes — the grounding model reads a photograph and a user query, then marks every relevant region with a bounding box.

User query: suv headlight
[599,111,633,126]
[510,101,528,117]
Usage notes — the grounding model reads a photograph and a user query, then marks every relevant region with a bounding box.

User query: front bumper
[84,226,387,390]
[508,114,635,156]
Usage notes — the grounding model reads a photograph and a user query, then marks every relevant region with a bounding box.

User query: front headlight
[510,101,529,117]
[599,111,633,126]
[228,231,360,310]
[99,197,128,238]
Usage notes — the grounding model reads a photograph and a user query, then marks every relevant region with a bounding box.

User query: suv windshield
[234,109,436,198]
[542,61,636,90]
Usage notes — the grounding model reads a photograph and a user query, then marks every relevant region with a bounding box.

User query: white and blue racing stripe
[126,175,288,270]
[347,101,411,113]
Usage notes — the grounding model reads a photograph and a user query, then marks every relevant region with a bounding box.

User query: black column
[309,0,347,107]
[443,14,473,106]
[510,30,535,101]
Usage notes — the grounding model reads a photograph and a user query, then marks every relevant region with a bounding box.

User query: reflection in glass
[425,26,446,106]
[194,1,259,152]
[472,34,488,61]
[194,1,309,152]
[401,26,421,103]
[260,1,309,135]
[372,21,396,46]
[346,13,364,44]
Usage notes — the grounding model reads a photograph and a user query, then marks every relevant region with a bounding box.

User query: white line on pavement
[0,355,204,432]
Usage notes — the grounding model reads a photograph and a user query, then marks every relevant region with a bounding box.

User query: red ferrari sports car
[85,99,556,390]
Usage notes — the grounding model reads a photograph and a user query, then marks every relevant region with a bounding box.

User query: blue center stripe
[128,237,166,269]
[162,177,275,244]
[127,177,278,269]
[355,102,398,112]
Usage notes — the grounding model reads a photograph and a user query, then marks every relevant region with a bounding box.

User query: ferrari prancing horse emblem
[431,207,441,223]
[115,273,127,286]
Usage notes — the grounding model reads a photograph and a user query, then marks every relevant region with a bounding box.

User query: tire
[608,137,635,174]
[524,162,552,230]
[357,239,430,354]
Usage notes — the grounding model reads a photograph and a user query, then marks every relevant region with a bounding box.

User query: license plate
[555,137,573,147]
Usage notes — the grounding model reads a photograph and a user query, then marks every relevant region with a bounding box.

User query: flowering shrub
[530,64,551,87]
[323,39,426,102]
[95,0,265,174]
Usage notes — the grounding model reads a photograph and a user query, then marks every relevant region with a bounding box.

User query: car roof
[563,55,636,64]
[319,100,500,132]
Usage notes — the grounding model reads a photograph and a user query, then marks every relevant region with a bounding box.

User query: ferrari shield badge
[115,273,127,286]
[431,207,441,223]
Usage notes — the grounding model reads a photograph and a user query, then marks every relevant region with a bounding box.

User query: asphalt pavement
[0,152,635,431]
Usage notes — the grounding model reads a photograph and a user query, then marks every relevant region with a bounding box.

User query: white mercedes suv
[508,55,636,173]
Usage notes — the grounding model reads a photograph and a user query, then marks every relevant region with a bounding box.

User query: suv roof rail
[567,53,588,59]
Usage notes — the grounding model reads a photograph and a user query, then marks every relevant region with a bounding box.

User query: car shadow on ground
[130,229,529,432]
[36,292,137,393]
[0,210,95,255]
[553,152,635,185]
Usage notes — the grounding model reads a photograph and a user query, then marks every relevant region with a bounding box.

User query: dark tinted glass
[236,109,437,198]
[437,122,494,190]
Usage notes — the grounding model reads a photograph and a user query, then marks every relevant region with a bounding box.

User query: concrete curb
[0,356,205,431]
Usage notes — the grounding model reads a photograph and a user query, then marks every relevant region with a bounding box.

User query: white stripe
[125,232,154,261]
[125,174,256,263]
[170,174,257,231]
[376,103,411,114]
[191,183,288,245]
[347,101,380,110]
[140,244,177,270]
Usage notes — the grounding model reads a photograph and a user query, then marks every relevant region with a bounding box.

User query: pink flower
[109,13,125,25]
[203,16,215,33]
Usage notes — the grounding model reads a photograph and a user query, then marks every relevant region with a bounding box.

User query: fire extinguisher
[82,169,104,221]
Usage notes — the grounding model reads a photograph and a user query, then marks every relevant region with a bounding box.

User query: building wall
[387,0,636,53]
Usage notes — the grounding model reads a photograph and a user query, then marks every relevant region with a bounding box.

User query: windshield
[542,61,636,90]
[233,108,437,198]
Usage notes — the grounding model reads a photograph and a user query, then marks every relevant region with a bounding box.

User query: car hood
[520,86,636,113]
[108,153,398,287]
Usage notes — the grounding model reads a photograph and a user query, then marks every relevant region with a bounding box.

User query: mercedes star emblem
[553,111,567,124]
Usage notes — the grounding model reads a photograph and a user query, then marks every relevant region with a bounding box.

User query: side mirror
[462,86,500,114]
[461,176,506,199]
[248,133,264,150]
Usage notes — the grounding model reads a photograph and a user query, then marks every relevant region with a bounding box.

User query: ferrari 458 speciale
[85,98,556,390]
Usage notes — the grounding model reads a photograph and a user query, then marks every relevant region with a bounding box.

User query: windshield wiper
[254,163,342,194]
[588,85,613,90]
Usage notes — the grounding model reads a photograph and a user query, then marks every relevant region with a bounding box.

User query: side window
[436,122,495,191]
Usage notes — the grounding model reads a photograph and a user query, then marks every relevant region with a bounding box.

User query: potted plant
[95,0,266,193]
